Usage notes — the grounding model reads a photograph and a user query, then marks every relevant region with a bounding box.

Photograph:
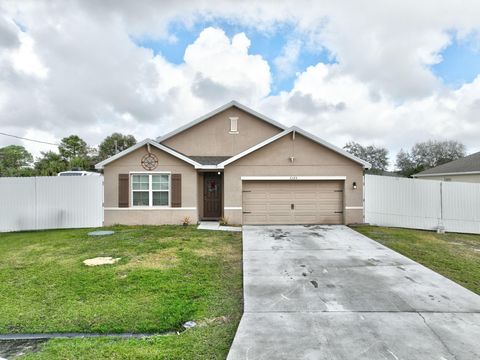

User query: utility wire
[0,132,59,146]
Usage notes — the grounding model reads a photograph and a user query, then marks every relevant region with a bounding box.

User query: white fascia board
[95,139,201,169]
[218,127,371,169]
[156,100,286,142]
[241,176,347,181]
[413,170,480,177]
[195,165,218,170]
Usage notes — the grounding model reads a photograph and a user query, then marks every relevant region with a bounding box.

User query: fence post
[437,181,445,233]
[34,176,38,231]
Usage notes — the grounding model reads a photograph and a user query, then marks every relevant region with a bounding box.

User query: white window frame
[229,116,239,134]
[130,172,171,207]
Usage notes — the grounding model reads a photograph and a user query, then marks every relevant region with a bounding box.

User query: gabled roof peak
[218,126,371,169]
[156,101,286,143]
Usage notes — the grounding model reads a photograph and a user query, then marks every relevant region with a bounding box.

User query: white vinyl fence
[0,176,103,232]
[365,174,480,234]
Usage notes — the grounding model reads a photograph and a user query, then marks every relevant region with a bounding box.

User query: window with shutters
[131,173,170,207]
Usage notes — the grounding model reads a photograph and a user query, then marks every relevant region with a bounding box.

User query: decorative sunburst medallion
[141,153,158,170]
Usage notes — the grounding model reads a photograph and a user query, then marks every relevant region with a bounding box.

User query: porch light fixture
[217,171,221,175]
[353,181,357,189]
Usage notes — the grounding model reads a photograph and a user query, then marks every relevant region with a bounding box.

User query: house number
[290,176,298,180]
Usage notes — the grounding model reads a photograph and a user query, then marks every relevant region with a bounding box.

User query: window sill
[229,131,239,135]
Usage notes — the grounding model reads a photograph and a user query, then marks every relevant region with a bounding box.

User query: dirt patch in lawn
[83,257,121,266]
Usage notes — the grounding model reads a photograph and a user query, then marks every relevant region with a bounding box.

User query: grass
[351,225,480,295]
[0,225,243,359]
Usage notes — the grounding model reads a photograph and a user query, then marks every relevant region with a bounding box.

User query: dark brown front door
[203,173,222,219]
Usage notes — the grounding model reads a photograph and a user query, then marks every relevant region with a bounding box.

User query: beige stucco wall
[223,133,365,225]
[103,145,198,226]
[416,174,480,183]
[104,209,198,226]
[161,107,282,156]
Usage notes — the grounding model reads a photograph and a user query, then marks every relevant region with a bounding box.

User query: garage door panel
[293,215,317,223]
[243,193,267,201]
[242,180,344,225]
[244,204,268,212]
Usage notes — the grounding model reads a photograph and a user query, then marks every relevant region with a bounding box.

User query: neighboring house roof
[218,126,371,169]
[95,139,202,169]
[156,100,286,142]
[413,151,480,177]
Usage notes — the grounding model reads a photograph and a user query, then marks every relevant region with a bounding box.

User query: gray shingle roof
[188,156,231,165]
[414,151,480,176]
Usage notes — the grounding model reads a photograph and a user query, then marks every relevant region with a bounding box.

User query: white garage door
[242,180,344,225]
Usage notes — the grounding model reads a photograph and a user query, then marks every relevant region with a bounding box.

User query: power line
[0,132,59,146]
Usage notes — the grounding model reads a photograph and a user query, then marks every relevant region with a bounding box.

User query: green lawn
[0,225,243,359]
[351,225,480,295]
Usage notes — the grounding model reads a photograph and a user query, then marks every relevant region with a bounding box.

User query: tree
[58,135,88,161]
[0,145,34,177]
[396,140,466,177]
[344,142,389,174]
[58,135,89,170]
[98,133,136,161]
[34,151,68,176]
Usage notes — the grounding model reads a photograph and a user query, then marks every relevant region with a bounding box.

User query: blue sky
[432,32,480,87]
[134,19,336,94]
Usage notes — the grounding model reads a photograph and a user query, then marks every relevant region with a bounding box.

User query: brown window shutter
[118,174,129,208]
[171,174,182,208]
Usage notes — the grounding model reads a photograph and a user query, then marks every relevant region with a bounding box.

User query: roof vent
[229,117,239,134]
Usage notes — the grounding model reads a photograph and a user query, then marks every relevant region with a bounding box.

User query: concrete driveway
[227,225,480,360]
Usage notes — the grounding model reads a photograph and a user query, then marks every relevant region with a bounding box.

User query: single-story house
[412,151,480,183]
[96,101,371,225]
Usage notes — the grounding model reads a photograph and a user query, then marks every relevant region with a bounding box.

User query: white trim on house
[104,207,197,211]
[413,171,480,177]
[240,176,347,181]
[224,207,242,210]
[95,139,202,169]
[195,165,218,170]
[156,100,286,142]
[345,206,363,210]
[219,127,371,169]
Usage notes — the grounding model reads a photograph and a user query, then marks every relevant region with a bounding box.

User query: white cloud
[259,63,480,159]
[1,0,480,164]
[274,39,301,78]
[184,27,271,102]
[11,32,48,79]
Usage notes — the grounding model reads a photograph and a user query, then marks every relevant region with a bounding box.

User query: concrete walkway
[228,225,480,360]
[197,221,242,232]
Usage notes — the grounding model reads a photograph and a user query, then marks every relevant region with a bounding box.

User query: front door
[203,173,222,219]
